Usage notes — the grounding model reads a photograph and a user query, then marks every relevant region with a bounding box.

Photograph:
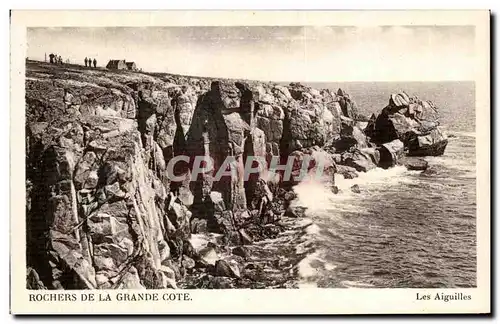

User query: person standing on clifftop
[84,57,88,67]
[93,58,97,68]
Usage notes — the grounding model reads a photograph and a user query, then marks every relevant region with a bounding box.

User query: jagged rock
[214,260,241,278]
[389,92,410,108]
[364,92,447,156]
[407,127,448,156]
[26,98,179,290]
[368,110,420,144]
[182,239,197,260]
[261,210,278,224]
[336,88,359,119]
[364,113,377,138]
[282,90,340,154]
[273,85,292,103]
[215,210,236,234]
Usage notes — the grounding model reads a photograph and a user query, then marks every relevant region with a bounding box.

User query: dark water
[291,81,476,288]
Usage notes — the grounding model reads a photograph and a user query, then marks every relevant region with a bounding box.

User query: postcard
[10,9,490,315]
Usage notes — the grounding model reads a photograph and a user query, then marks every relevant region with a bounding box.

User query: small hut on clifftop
[125,62,138,71]
[106,59,127,70]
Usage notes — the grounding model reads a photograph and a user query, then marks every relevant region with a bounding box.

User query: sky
[26,26,475,82]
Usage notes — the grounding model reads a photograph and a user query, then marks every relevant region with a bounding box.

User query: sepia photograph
[10,10,490,314]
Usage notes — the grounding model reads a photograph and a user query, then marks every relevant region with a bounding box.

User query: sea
[289,81,477,288]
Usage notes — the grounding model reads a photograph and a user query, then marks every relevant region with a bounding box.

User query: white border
[8,9,491,315]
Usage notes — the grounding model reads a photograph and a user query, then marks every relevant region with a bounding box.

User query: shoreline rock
[401,157,429,171]
[24,60,448,290]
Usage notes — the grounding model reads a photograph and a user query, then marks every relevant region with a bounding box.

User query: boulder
[342,148,380,172]
[402,157,429,171]
[350,184,361,194]
[389,92,410,109]
[214,260,241,278]
[378,139,404,169]
[407,127,448,156]
[370,111,420,144]
[364,92,448,157]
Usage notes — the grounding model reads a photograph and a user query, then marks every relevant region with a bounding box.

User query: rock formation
[25,61,448,289]
[365,91,448,156]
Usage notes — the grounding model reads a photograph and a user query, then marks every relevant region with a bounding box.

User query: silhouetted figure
[93,58,97,68]
[49,53,55,64]
[84,57,88,67]
[58,55,63,64]
[88,56,92,67]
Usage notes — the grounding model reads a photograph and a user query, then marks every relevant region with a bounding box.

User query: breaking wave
[292,134,476,288]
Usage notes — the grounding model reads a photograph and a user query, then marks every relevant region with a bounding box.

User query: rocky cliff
[25,61,448,289]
